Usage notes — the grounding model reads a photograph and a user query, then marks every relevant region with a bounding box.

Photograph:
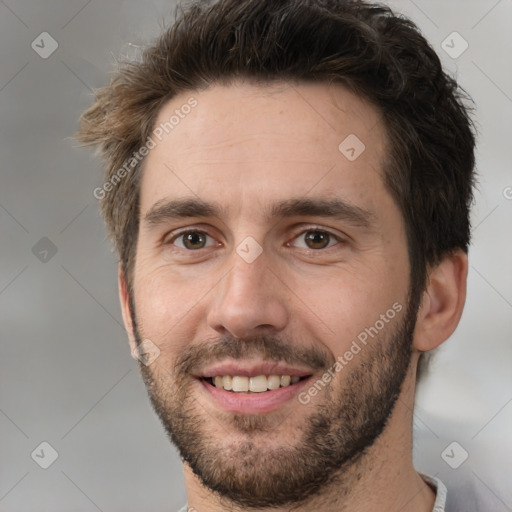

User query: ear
[413,249,468,352]
[118,265,139,356]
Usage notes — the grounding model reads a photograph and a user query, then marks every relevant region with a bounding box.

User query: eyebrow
[143,196,374,229]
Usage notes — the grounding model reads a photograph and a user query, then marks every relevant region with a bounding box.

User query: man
[77,0,476,510]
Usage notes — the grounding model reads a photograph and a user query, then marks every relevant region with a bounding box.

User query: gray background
[1,0,511,511]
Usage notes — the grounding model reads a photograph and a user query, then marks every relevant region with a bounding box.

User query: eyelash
[164,226,344,251]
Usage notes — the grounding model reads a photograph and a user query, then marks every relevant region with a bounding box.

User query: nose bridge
[207,245,288,338]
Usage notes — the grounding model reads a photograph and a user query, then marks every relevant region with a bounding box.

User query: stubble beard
[131,295,418,509]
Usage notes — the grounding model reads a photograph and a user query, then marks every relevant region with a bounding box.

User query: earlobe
[413,249,468,352]
[118,265,138,356]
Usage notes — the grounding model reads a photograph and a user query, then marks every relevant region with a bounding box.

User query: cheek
[294,258,408,353]
[132,264,208,345]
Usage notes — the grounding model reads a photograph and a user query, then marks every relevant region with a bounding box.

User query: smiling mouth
[201,374,311,393]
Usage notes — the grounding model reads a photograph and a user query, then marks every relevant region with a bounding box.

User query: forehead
[140,81,389,220]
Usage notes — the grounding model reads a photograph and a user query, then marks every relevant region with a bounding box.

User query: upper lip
[193,360,314,378]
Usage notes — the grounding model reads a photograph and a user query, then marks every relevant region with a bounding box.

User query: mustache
[176,334,333,375]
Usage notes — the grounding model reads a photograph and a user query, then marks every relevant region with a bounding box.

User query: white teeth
[267,374,281,390]
[222,375,233,391]
[232,376,249,392]
[280,375,291,387]
[209,374,306,392]
[249,375,267,392]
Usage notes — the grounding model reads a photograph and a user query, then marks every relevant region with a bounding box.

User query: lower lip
[198,377,312,414]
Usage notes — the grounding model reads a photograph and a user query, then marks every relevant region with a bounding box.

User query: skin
[119,81,468,512]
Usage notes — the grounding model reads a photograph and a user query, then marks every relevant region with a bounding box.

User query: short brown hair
[77,0,476,295]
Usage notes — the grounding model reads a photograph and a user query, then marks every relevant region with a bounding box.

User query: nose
[206,248,289,340]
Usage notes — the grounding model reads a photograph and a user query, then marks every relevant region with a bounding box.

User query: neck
[183,362,435,512]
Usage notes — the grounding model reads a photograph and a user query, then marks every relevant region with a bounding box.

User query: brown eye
[304,231,330,249]
[171,231,214,250]
[291,229,339,250]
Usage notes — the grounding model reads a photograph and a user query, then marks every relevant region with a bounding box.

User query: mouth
[192,360,317,414]
[201,374,310,393]
[196,372,314,414]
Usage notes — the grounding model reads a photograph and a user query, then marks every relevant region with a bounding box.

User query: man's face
[127,81,416,507]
